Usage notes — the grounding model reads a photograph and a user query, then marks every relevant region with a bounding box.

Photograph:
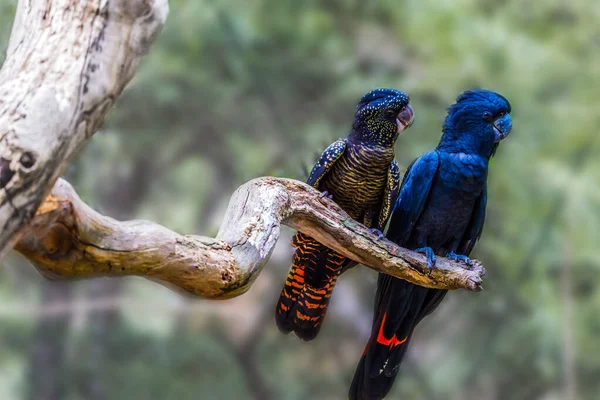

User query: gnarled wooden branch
[15,177,485,299]
[0,0,168,259]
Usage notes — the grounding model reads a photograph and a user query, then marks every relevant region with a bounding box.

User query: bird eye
[385,109,396,118]
[483,111,493,121]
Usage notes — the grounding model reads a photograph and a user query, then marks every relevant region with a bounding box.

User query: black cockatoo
[276,88,415,341]
[350,89,513,399]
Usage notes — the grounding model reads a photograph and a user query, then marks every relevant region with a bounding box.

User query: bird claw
[320,190,334,199]
[446,252,472,266]
[415,247,436,274]
[370,228,384,241]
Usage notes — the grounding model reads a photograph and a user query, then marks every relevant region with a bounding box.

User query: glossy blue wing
[457,183,487,256]
[385,151,440,247]
[372,151,440,315]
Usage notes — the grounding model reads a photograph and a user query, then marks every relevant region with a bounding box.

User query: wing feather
[306,139,347,188]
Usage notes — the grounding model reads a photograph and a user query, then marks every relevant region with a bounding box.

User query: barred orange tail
[275,232,347,341]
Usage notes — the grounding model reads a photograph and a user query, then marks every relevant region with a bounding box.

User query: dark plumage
[350,89,513,400]
[275,88,415,341]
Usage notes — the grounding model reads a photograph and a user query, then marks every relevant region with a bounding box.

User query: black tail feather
[350,353,398,400]
[350,276,445,400]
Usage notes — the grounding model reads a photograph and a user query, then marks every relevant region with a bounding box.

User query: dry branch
[15,177,485,299]
[0,0,168,259]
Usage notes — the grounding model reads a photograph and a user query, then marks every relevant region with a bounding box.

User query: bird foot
[415,247,436,274]
[320,190,334,199]
[370,228,384,241]
[446,252,472,266]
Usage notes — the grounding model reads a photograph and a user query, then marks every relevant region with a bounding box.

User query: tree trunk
[0,0,168,259]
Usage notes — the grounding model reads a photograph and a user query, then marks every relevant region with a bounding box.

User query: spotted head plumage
[439,89,512,157]
[351,88,414,147]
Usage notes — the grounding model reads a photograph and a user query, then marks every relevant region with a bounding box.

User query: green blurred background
[1,0,600,399]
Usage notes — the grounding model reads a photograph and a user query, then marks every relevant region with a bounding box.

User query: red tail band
[376,312,408,350]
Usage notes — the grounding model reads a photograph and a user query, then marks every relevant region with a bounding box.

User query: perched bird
[350,89,513,400]
[275,88,415,341]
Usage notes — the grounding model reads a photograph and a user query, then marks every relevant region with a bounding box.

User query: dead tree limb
[15,177,486,299]
[0,0,168,259]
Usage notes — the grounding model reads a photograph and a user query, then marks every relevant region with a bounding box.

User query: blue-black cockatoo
[350,89,513,399]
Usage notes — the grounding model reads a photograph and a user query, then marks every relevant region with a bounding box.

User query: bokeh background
[1,0,600,399]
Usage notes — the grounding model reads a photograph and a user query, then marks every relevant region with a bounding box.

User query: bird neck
[346,133,395,161]
[436,127,496,159]
[348,128,398,148]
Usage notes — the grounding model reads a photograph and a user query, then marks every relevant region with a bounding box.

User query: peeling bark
[15,177,486,299]
[0,0,168,259]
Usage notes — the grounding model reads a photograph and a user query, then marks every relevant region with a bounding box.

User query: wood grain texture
[15,177,486,299]
[0,0,168,259]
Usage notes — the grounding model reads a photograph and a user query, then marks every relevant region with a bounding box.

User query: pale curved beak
[396,104,415,133]
[493,113,513,143]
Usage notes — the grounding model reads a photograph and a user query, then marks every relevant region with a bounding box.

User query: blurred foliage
[1,0,600,399]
